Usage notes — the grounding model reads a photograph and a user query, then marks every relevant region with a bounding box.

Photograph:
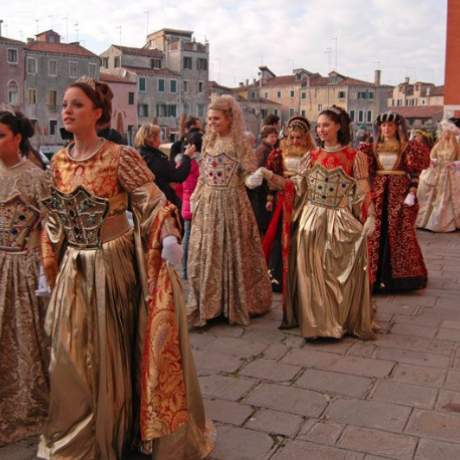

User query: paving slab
[261,343,290,360]
[297,420,345,445]
[390,322,438,339]
[240,358,301,382]
[271,440,365,460]
[405,409,460,443]
[326,399,412,432]
[203,399,255,426]
[371,380,438,409]
[193,349,244,374]
[337,425,417,459]
[201,337,268,359]
[391,363,447,388]
[436,327,460,341]
[375,334,455,355]
[414,439,460,459]
[282,349,395,378]
[346,342,378,358]
[199,375,258,401]
[294,369,374,399]
[0,444,37,460]
[244,409,304,436]
[375,347,451,369]
[435,389,460,413]
[207,425,276,460]
[445,369,460,391]
[244,383,328,417]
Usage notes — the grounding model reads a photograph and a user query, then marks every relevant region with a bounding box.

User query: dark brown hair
[68,80,113,126]
[261,125,278,138]
[0,110,35,155]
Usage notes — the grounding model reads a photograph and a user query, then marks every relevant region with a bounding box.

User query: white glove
[161,235,183,266]
[363,215,376,236]
[259,167,274,181]
[35,265,52,298]
[244,169,264,189]
[404,192,416,207]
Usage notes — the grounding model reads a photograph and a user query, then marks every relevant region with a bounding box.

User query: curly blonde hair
[204,94,248,157]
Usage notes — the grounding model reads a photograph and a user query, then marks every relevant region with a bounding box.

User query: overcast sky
[1,0,447,87]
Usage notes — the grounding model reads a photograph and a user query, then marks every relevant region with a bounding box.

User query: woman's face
[149,132,162,148]
[414,133,423,143]
[316,114,340,145]
[207,109,231,136]
[62,87,102,135]
[265,133,278,147]
[380,121,397,139]
[0,122,21,165]
[288,129,304,147]
[442,130,452,141]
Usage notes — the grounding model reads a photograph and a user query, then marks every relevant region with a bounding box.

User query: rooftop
[114,45,163,58]
[24,40,98,58]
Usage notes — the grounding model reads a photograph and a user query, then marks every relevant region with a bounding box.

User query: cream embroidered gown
[416,141,460,232]
[187,136,272,326]
[0,160,49,445]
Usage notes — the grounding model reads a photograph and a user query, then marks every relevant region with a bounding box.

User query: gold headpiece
[287,115,310,134]
[76,75,97,91]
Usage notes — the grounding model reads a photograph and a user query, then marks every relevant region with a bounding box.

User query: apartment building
[24,30,100,146]
[0,35,25,110]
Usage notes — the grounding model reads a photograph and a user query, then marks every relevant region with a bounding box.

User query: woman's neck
[1,153,27,169]
[72,133,103,160]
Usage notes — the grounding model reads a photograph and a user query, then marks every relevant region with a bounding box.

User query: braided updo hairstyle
[68,77,114,127]
[318,105,352,147]
[0,110,35,156]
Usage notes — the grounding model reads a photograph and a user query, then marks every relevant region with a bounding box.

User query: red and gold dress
[37,141,214,460]
[359,140,429,291]
[282,146,374,340]
[262,147,302,294]
[0,160,49,445]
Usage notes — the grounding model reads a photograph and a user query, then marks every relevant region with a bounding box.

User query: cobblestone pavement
[2,230,460,460]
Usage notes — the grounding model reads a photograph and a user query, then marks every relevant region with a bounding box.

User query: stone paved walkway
[1,230,459,460]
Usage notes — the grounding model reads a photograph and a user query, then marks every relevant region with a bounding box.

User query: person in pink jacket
[176,131,202,279]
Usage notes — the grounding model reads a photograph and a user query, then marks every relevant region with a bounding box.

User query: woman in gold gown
[38,78,214,460]
[187,94,272,327]
[417,120,460,232]
[277,106,376,340]
[0,108,49,445]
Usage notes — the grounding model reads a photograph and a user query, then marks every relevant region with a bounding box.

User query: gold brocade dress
[0,160,49,445]
[38,141,214,460]
[416,141,460,232]
[283,146,375,340]
[187,136,272,326]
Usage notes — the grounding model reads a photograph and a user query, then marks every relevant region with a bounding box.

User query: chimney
[427,87,431,96]
[374,69,381,86]
[27,37,34,43]
[405,76,410,85]
[306,76,311,87]
[245,79,249,86]
[239,82,244,87]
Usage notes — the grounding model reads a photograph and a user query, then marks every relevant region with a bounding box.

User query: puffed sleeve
[39,163,66,289]
[404,141,430,190]
[352,150,375,222]
[357,142,377,177]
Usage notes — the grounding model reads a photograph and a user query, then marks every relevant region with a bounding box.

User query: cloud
[0,0,446,86]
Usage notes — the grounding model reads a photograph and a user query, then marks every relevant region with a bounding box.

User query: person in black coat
[169,116,202,164]
[135,123,194,210]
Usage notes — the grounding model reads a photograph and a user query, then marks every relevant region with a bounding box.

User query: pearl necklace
[69,138,105,161]
[323,143,343,152]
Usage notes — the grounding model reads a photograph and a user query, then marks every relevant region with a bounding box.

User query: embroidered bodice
[201,152,239,188]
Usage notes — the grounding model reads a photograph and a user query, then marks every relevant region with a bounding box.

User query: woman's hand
[363,215,376,236]
[161,236,183,265]
[266,201,273,212]
[184,144,196,158]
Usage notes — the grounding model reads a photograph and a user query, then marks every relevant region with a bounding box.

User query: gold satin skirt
[284,203,374,340]
[38,230,138,460]
[0,248,49,445]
